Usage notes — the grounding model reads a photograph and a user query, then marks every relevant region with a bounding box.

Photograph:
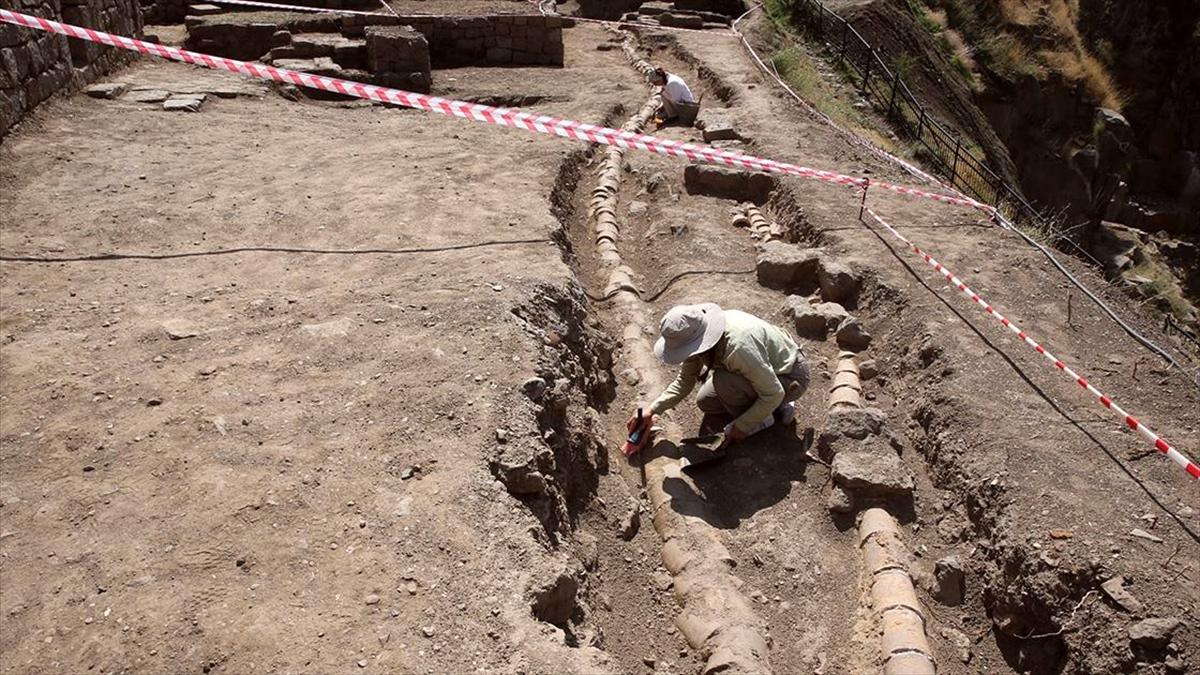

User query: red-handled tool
[622,407,653,456]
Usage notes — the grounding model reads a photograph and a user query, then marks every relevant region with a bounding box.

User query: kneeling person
[635,303,810,444]
[649,67,700,127]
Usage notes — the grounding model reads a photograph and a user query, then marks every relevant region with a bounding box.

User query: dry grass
[1039,49,1126,110]
[939,0,1124,109]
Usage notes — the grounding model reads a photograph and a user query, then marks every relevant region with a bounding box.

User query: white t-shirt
[662,74,695,105]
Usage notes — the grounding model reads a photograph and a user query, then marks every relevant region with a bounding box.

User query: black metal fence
[783,0,1047,229]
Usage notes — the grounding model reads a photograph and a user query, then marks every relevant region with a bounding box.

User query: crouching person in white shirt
[650,67,700,127]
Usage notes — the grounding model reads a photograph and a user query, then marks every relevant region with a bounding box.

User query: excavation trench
[513,22,1074,675]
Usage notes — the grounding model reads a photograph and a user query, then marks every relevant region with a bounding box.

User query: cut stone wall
[186,13,565,68]
[365,25,430,91]
[1,0,143,138]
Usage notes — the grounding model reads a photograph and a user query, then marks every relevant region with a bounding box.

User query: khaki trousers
[696,357,811,418]
[661,97,701,126]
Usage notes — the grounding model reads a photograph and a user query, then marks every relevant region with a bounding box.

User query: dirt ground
[2,6,1198,675]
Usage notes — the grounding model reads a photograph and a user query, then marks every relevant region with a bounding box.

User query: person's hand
[725,424,747,442]
[718,422,747,450]
[627,410,656,434]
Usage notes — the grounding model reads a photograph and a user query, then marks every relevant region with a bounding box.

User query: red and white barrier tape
[205,0,390,16]
[1,9,948,198]
[864,207,1199,480]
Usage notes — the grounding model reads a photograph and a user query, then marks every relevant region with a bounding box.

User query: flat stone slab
[85,82,129,99]
[162,94,207,112]
[125,89,172,103]
[188,4,225,15]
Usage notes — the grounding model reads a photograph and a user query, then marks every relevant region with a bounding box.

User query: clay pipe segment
[828,354,862,409]
[859,509,935,675]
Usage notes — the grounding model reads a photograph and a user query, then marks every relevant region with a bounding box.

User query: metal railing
[782,0,1048,231]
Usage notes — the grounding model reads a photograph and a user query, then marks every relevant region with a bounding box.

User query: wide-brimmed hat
[653,303,726,365]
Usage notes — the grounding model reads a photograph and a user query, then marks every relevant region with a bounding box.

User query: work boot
[776,401,797,426]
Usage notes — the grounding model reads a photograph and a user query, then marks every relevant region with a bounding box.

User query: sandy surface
[2,8,1198,675]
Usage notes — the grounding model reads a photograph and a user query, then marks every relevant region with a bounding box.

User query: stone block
[125,89,172,103]
[188,3,224,16]
[835,319,872,351]
[816,406,887,458]
[683,164,775,202]
[162,94,206,112]
[831,450,913,498]
[486,47,512,62]
[658,12,704,29]
[639,2,673,15]
[817,259,860,304]
[782,296,847,339]
[697,111,738,142]
[755,241,821,289]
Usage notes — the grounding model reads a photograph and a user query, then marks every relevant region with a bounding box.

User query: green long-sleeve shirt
[649,310,799,433]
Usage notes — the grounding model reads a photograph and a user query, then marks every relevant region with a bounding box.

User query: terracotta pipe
[859,509,936,675]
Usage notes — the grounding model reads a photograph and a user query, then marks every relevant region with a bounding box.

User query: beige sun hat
[653,303,726,365]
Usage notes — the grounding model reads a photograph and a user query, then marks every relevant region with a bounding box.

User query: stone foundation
[185,13,565,68]
[2,0,143,137]
[365,25,430,91]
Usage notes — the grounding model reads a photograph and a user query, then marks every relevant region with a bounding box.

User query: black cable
[0,238,553,263]
[581,268,756,304]
[991,215,1200,391]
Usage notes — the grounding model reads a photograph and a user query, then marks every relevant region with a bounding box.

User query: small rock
[162,319,200,339]
[826,484,853,514]
[858,359,878,380]
[521,377,547,401]
[931,556,965,606]
[620,368,641,386]
[617,500,640,541]
[356,659,368,668]
[1130,528,1163,543]
[1101,576,1145,615]
[146,397,163,407]
[421,625,435,638]
[364,594,381,605]
[1128,617,1182,649]
[495,428,509,443]
[628,201,648,217]
[642,656,657,667]
[399,466,418,480]
[1048,529,1073,539]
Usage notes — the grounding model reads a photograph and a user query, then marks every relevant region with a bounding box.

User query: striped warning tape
[864,206,1199,480]
[0,9,871,189]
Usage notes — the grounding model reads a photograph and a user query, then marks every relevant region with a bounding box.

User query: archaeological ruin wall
[1,0,142,137]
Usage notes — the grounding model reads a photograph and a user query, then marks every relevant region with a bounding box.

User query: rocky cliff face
[816,0,1198,330]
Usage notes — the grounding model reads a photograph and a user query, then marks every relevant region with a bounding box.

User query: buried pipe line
[580,41,774,674]
[859,508,937,675]
[824,351,934,672]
